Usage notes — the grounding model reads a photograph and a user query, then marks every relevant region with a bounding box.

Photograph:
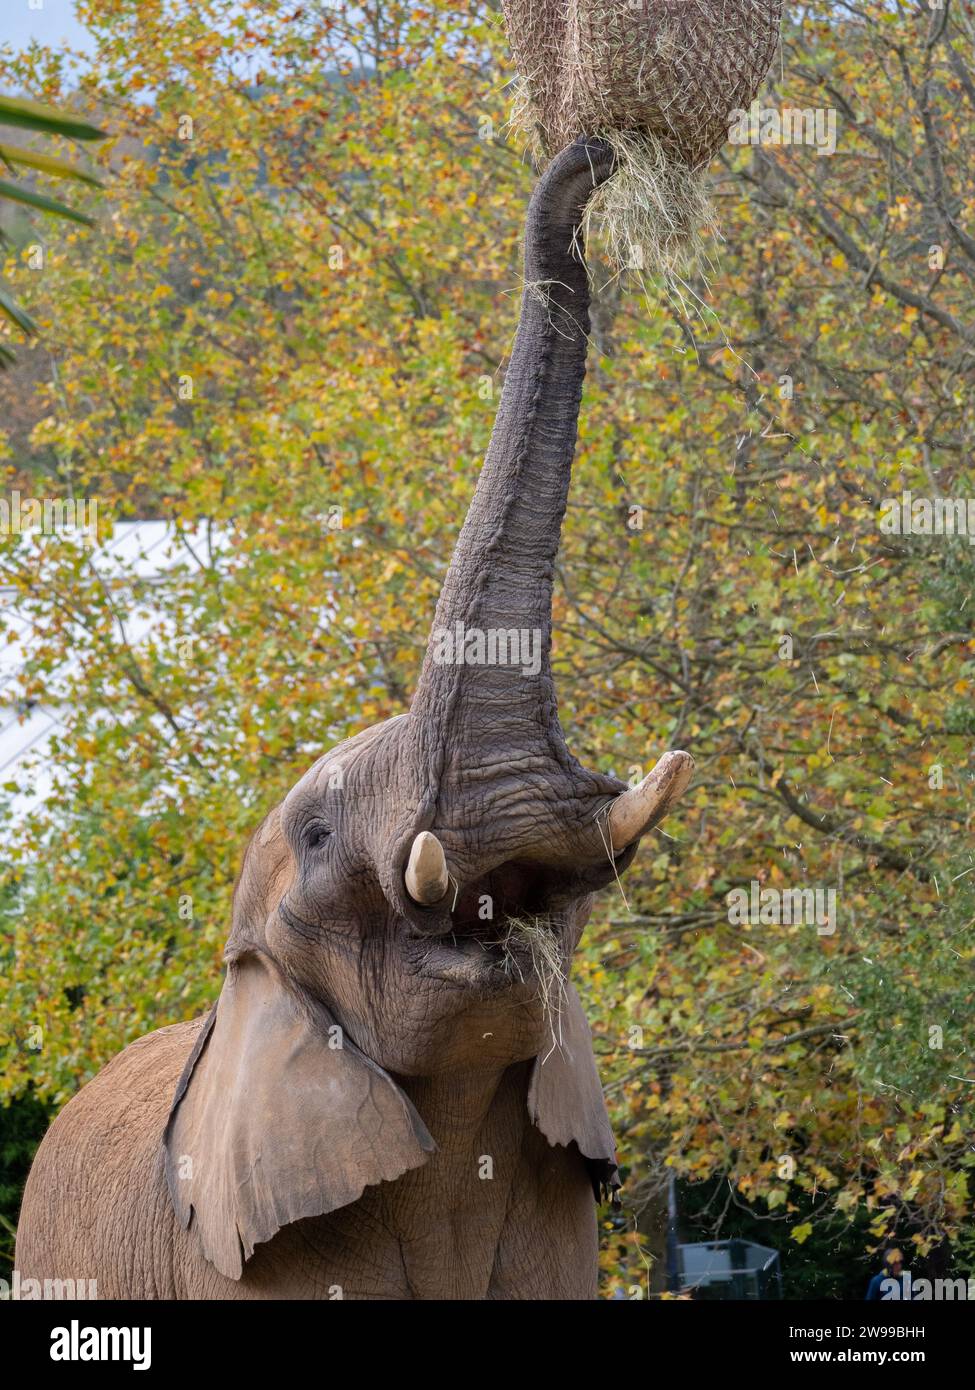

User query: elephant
[15,137,693,1300]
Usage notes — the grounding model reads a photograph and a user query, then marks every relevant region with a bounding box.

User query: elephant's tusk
[605,751,694,852]
[404,831,450,905]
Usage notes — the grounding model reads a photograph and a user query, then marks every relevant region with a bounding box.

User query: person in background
[866,1248,905,1300]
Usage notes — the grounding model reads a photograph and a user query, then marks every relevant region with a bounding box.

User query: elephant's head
[164,139,693,1280]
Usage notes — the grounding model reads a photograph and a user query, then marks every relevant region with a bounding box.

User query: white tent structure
[0,520,216,819]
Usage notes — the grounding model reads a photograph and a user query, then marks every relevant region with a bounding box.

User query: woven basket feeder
[502,0,783,265]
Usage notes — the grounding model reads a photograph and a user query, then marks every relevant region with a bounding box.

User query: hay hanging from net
[502,0,783,273]
[582,127,714,275]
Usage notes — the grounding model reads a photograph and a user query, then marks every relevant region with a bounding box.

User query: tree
[0,93,105,363]
[0,0,971,1295]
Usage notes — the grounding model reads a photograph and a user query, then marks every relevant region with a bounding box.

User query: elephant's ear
[527,983,621,1203]
[163,950,435,1280]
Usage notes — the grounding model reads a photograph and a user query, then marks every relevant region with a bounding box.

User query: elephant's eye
[303,819,331,851]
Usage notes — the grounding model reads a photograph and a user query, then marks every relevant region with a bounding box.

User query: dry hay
[503,0,782,272]
[500,915,568,1059]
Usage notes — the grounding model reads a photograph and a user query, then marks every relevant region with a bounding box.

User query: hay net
[503,0,783,268]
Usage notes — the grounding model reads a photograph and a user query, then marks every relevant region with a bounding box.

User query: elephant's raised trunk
[410,138,614,787]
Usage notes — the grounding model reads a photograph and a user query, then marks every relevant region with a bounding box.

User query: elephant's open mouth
[409,860,565,989]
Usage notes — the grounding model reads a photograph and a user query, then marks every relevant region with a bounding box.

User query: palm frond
[0,96,106,364]
[0,93,107,142]
[0,142,103,187]
[0,282,39,335]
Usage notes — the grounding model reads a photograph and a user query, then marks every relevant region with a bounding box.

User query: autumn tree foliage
[1,0,972,1292]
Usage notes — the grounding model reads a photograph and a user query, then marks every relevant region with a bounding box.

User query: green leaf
[0,177,95,226]
[0,95,107,142]
[0,143,103,187]
[0,282,38,335]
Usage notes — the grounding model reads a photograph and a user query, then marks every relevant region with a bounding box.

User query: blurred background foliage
[0,0,972,1295]
[0,91,105,363]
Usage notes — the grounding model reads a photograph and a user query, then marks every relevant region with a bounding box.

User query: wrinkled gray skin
[16,140,688,1300]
